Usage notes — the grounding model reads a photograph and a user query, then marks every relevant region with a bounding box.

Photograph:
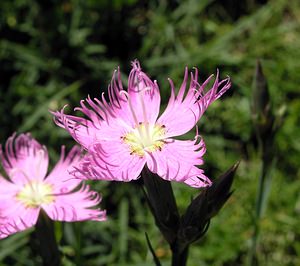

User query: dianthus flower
[0,133,106,239]
[53,61,231,187]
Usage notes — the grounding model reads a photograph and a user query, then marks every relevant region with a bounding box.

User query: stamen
[119,91,138,124]
[137,85,151,142]
[122,123,166,157]
[119,90,144,137]
[10,168,36,191]
[16,181,54,208]
[36,149,45,177]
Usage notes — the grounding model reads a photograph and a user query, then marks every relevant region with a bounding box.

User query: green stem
[255,159,268,219]
[141,167,179,245]
[248,155,269,266]
[35,210,61,266]
[75,223,82,265]
[141,167,184,265]
[171,245,189,266]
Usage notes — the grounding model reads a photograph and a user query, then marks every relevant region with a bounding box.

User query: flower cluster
[53,60,231,187]
[0,60,231,240]
[0,133,106,239]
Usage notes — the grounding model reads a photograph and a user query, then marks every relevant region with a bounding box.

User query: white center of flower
[16,181,54,208]
[122,123,165,157]
[120,76,166,157]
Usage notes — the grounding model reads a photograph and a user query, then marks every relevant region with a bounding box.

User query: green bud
[251,60,274,142]
[178,163,238,246]
[142,167,180,245]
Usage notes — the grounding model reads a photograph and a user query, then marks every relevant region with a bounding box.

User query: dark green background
[0,0,299,265]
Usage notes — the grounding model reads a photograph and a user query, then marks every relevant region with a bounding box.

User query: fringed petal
[51,61,161,150]
[126,60,161,125]
[145,135,209,187]
[0,203,39,239]
[42,184,106,222]
[0,135,106,238]
[0,133,48,185]
[0,176,19,200]
[46,146,83,193]
[52,103,133,149]
[52,106,100,149]
[157,69,231,138]
[183,166,212,188]
[73,141,146,182]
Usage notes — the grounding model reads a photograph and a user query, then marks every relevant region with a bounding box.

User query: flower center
[16,181,54,208]
[122,123,165,157]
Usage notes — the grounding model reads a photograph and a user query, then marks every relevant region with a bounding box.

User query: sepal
[178,163,238,246]
[251,60,275,143]
[142,167,180,245]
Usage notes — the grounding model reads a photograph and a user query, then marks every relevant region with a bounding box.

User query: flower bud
[178,163,238,246]
[251,60,274,142]
[142,167,180,245]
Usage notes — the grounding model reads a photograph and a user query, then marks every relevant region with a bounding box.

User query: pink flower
[0,133,106,239]
[53,61,231,188]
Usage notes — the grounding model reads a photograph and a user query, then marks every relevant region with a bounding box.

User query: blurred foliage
[0,0,299,265]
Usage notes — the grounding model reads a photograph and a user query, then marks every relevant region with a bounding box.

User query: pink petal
[145,136,210,187]
[52,61,161,150]
[0,135,107,237]
[0,202,39,238]
[52,106,99,149]
[126,60,161,125]
[157,69,231,138]
[42,184,106,222]
[102,62,161,127]
[0,176,19,200]
[52,100,135,149]
[183,166,212,188]
[46,146,83,193]
[74,140,146,182]
[0,133,48,185]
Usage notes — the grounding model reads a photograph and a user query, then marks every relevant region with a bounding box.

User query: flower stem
[141,167,183,265]
[35,210,61,266]
[171,245,189,266]
[248,160,266,265]
[74,223,83,266]
[248,152,274,266]
[141,167,179,245]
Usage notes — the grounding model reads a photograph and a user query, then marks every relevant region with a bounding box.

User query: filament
[119,90,143,136]
[137,84,151,141]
